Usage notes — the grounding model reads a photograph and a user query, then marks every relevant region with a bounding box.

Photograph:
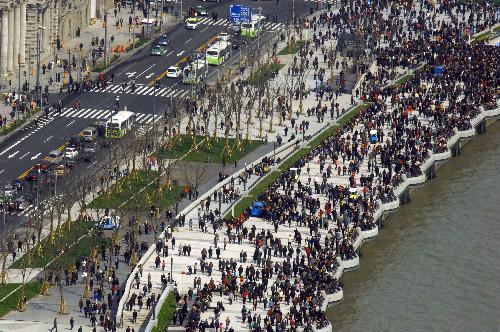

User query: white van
[82,126,98,142]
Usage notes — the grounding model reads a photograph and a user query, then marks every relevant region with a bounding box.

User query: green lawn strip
[0,283,42,317]
[247,63,286,86]
[473,32,491,43]
[88,171,183,211]
[151,292,177,332]
[227,171,282,219]
[10,219,95,269]
[278,40,305,55]
[224,103,370,219]
[158,136,262,164]
[391,74,414,88]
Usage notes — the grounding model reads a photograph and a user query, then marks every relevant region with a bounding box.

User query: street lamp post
[104,12,108,67]
[36,26,45,110]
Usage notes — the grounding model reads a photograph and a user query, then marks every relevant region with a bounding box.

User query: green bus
[105,110,135,138]
[241,14,265,38]
[206,41,231,66]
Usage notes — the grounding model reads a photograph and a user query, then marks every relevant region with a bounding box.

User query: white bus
[105,110,135,138]
[206,41,231,66]
[182,59,208,84]
[241,14,265,38]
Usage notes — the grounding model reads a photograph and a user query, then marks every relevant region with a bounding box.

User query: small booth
[250,201,265,217]
[369,129,378,143]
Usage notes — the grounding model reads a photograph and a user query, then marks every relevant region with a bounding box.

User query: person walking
[49,318,58,332]
[70,317,74,330]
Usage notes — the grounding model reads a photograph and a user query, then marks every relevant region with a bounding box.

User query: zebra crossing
[88,83,189,98]
[196,17,283,31]
[303,0,335,4]
[53,107,162,125]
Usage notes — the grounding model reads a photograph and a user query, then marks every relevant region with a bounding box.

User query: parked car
[47,150,64,164]
[95,216,120,230]
[11,179,24,191]
[166,66,182,78]
[65,146,79,160]
[150,45,167,56]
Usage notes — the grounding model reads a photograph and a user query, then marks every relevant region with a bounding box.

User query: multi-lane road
[0,0,326,231]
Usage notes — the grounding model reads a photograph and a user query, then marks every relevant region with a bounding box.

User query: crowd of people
[120,0,499,331]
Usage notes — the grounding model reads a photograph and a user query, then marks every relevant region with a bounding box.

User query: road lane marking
[0,170,3,175]
[8,151,19,159]
[136,64,156,78]
[66,120,76,127]
[31,153,41,160]
[44,135,53,142]
[19,152,30,160]
[184,38,192,45]
[0,140,21,156]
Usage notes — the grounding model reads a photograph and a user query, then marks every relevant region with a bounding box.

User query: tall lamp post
[36,26,45,109]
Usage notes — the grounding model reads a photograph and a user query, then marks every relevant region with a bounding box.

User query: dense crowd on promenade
[118,0,499,331]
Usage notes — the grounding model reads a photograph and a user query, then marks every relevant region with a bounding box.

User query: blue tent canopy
[434,66,444,77]
[250,201,265,217]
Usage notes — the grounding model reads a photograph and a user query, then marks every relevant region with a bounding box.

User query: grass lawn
[88,170,183,211]
[151,292,177,332]
[0,283,42,317]
[10,219,104,269]
[158,136,262,164]
[278,40,305,55]
[247,63,286,86]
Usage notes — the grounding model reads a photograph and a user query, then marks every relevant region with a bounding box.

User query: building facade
[0,0,95,81]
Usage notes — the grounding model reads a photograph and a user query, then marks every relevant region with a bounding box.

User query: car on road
[186,17,199,30]
[189,51,205,61]
[65,146,79,160]
[166,66,182,78]
[47,150,64,164]
[35,159,51,173]
[69,135,84,150]
[82,126,98,142]
[157,34,171,46]
[25,169,40,182]
[3,184,16,197]
[218,32,230,41]
[11,179,24,191]
[84,141,99,154]
[189,6,208,17]
[13,196,31,212]
[95,216,120,230]
[82,150,96,162]
[150,45,167,56]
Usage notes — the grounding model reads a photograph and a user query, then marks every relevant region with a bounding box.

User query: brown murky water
[328,122,500,331]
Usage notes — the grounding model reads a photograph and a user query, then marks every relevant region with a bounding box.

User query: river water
[328,121,500,331]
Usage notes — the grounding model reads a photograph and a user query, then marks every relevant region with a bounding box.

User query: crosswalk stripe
[60,107,74,116]
[77,108,94,118]
[155,87,168,96]
[134,86,149,94]
[141,87,155,95]
[65,108,81,117]
[110,85,122,93]
[141,114,153,124]
[86,109,102,118]
[199,18,210,24]
[135,113,146,121]
[103,85,115,92]
[102,110,112,118]
[160,88,173,97]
